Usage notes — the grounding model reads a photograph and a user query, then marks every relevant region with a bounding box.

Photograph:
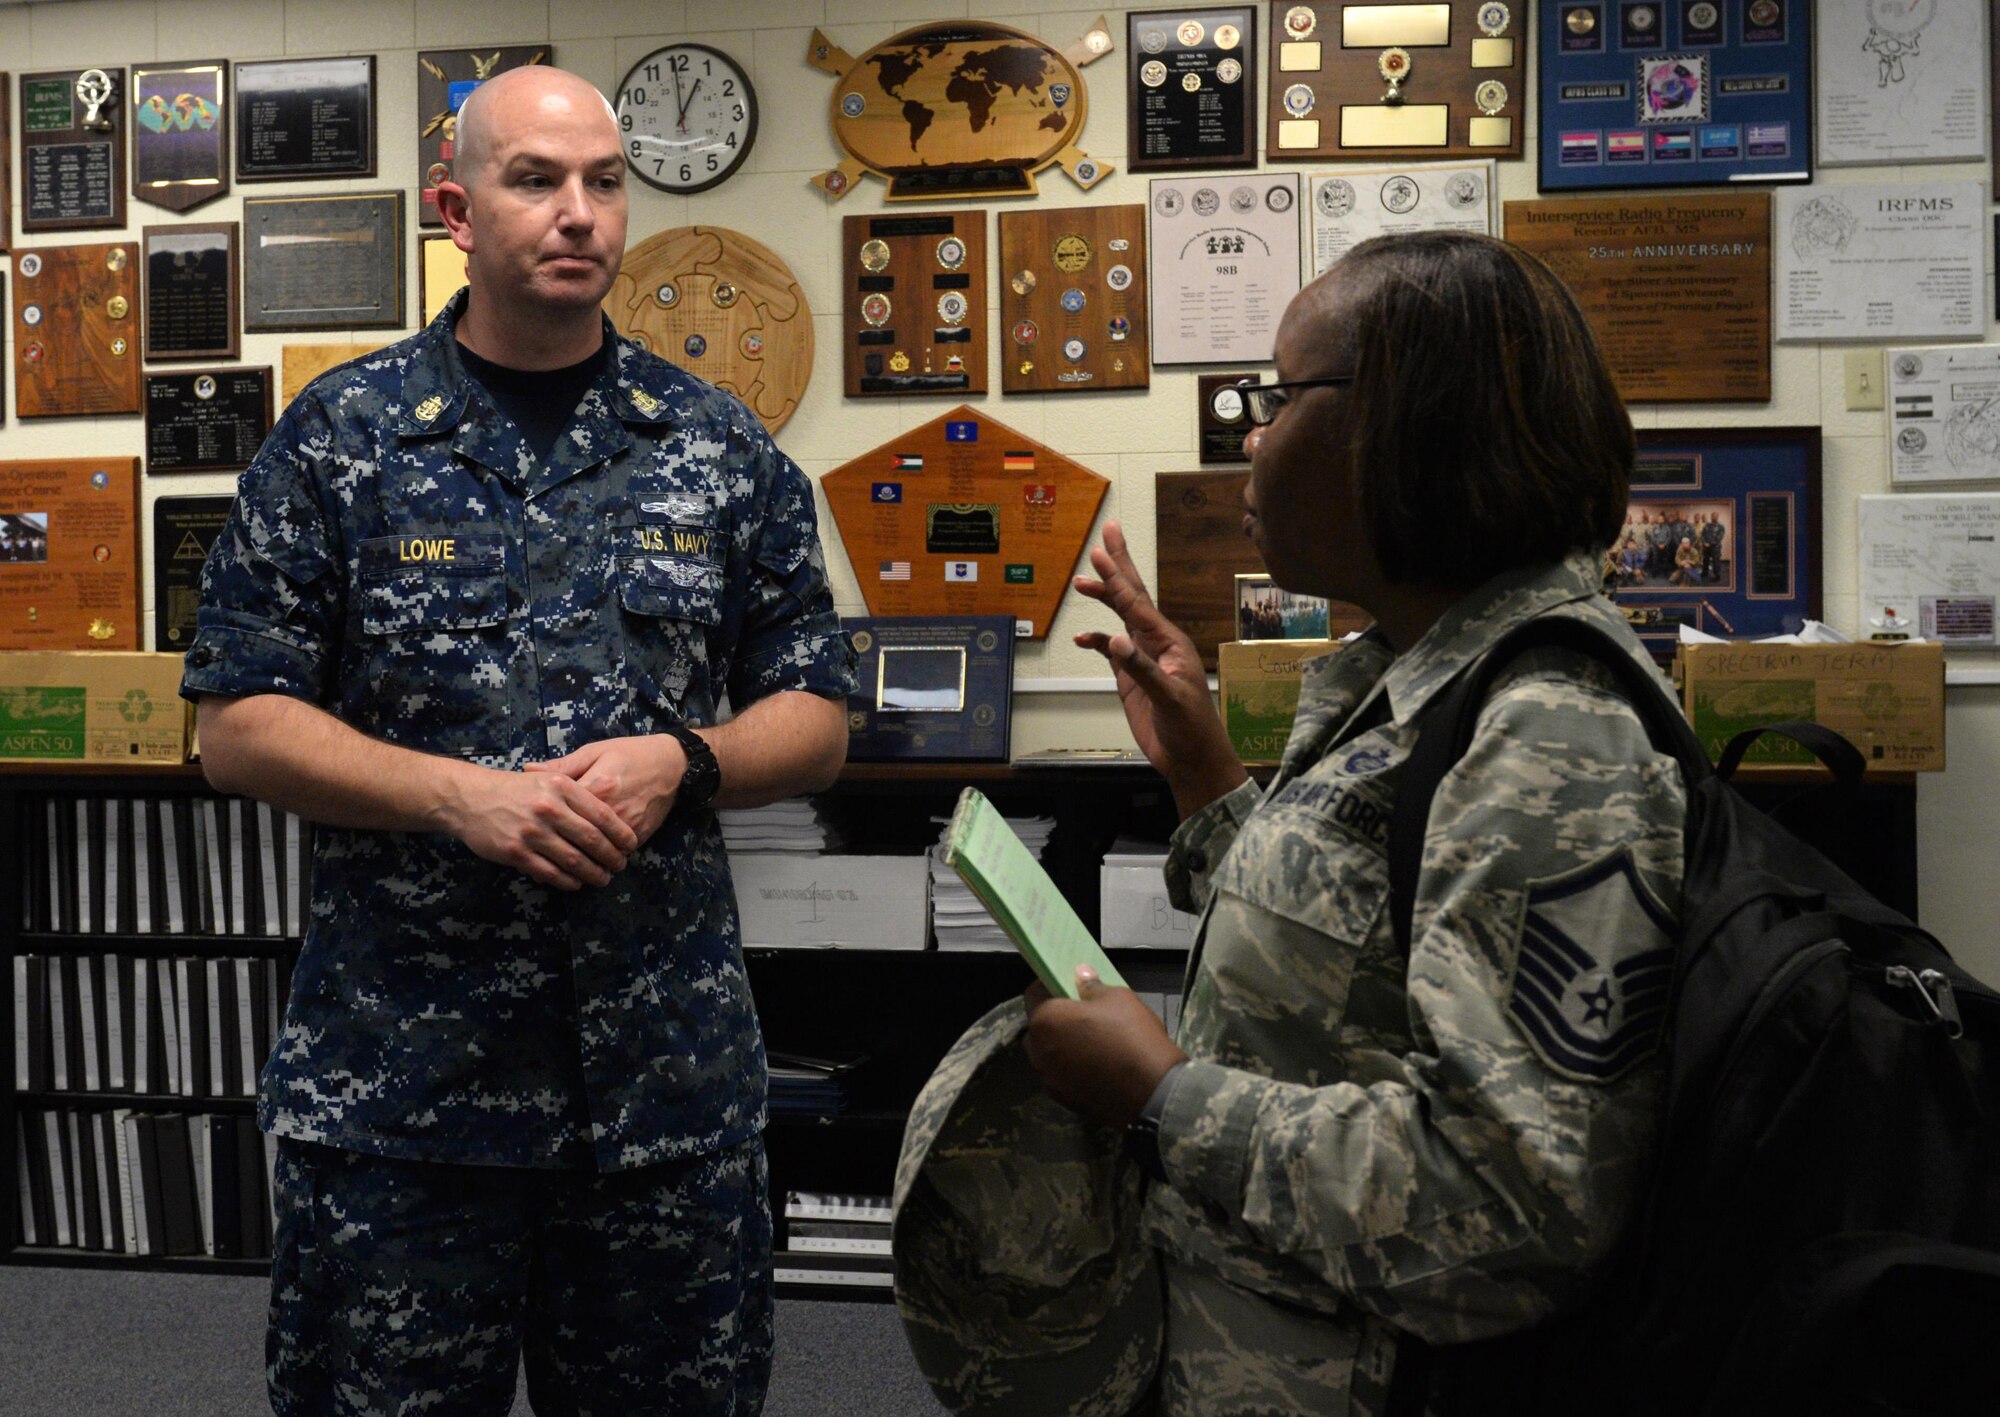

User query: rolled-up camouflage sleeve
[1163,778,1261,916]
[725,418,857,708]
[180,397,346,706]
[1154,665,1684,1343]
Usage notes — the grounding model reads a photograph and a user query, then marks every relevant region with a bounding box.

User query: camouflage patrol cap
[893,998,1162,1417]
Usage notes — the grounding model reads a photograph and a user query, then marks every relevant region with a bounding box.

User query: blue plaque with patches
[1539,0,1813,191]
[842,614,1014,761]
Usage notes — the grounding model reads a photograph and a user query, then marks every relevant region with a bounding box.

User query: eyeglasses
[1235,376,1355,426]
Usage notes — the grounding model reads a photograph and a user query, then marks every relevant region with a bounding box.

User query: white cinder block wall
[2,0,1995,983]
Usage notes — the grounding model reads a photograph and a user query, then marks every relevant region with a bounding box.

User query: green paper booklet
[942,787,1127,1000]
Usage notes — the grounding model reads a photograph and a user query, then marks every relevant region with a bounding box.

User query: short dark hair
[1322,231,1634,588]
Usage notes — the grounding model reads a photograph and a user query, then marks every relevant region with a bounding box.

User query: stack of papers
[1101,835,1171,871]
[929,809,1054,953]
[717,799,838,854]
[766,1049,870,1119]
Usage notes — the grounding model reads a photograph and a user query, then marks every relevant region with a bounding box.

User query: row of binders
[776,1190,893,1289]
[15,1107,276,1260]
[14,954,287,1099]
[19,796,314,937]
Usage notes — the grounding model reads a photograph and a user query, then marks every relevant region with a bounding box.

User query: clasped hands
[453,734,694,892]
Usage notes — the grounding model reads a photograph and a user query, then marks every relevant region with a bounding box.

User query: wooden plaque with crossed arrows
[417,46,550,226]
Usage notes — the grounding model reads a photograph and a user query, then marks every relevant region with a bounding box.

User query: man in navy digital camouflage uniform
[182,66,855,1416]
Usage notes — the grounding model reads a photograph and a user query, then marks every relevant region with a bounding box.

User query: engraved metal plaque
[244,192,404,333]
[152,494,235,651]
[235,56,375,180]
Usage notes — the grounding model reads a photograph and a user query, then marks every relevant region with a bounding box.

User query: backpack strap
[1716,719,1866,785]
[1388,615,1710,956]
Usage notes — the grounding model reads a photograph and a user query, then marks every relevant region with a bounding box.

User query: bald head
[452,65,618,192]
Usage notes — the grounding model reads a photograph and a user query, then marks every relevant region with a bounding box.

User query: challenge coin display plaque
[998,205,1150,395]
[418,46,549,225]
[1128,6,1260,170]
[11,242,141,419]
[806,18,1116,201]
[823,405,1109,640]
[1266,1,1524,160]
[843,211,988,398]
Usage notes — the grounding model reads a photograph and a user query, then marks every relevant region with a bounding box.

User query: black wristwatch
[1126,1061,1187,1185]
[663,721,720,812]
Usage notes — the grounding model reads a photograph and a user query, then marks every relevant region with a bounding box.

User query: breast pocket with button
[616,507,726,723]
[355,532,513,757]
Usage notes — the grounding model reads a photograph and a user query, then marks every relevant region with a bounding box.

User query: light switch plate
[1845,350,1884,411]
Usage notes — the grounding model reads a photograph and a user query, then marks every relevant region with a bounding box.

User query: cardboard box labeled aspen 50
[1675,642,1945,773]
[1218,639,1336,766]
[0,652,193,764]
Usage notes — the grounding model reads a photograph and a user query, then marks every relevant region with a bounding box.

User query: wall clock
[615,43,757,194]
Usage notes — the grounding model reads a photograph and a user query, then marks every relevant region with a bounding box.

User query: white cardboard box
[732,854,929,949]
[1100,864,1199,950]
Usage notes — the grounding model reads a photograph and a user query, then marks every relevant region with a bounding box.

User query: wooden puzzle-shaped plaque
[605,226,813,435]
[998,203,1150,395]
[823,405,1109,640]
[843,210,988,398]
[11,242,141,419]
[1265,1,1524,160]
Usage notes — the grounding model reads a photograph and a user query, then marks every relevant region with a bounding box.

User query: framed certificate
[1128,7,1259,170]
[842,615,1016,761]
[143,223,239,362]
[235,55,375,180]
[1610,427,1821,658]
[1503,192,1771,402]
[1775,181,1985,343]
[1884,344,2000,485]
[1539,0,1813,191]
[130,60,229,213]
[1309,161,1495,277]
[244,192,405,333]
[1819,0,1983,166]
[1148,172,1301,365]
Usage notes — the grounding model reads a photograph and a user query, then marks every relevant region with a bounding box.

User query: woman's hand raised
[1073,520,1250,818]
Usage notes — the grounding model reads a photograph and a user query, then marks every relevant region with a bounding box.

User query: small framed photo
[1234,572,1330,641]
[1613,427,1822,657]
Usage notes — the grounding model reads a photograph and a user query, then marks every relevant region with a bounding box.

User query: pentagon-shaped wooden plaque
[824,405,1108,640]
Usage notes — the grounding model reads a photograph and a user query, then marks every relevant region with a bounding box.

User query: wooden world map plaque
[605,226,813,435]
[806,18,1116,201]
[1156,469,1366,669]
[823,405,1109,639]
[11,242,141,419]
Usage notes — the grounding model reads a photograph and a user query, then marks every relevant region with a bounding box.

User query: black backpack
[1382,616,2000,1417]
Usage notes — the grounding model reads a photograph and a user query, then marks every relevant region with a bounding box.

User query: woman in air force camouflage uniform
[1026,231,1687,1415]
